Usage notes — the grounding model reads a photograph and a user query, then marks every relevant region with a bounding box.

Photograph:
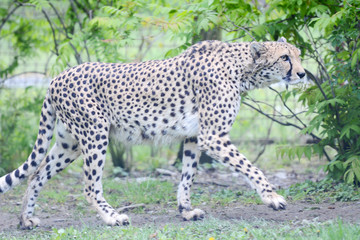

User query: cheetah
[0,37,306,229]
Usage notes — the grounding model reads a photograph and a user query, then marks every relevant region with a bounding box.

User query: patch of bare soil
[0,169,359,234]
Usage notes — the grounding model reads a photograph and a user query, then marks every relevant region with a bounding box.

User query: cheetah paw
[182,208,205,221]
[261,191,287,210]
[104,213,130,226]
[19,216,41,230]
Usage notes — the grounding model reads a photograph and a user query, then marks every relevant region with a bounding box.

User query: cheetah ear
[250,42,266,60]
[278,37,287,43]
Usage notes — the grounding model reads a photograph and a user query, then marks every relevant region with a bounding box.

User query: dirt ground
[0,168,359,234]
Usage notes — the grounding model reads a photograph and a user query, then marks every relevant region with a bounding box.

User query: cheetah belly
[109,111,199,146]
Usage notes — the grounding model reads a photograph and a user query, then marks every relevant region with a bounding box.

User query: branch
[69,0,91,62]
[72,0,92,19]
[4,71,46,80]
[41,9,60,57]
[304,69,328,100]
[48,2,68,35]
[0,3,21,33]
[304,23,342,140]
[48,2,83,64]
[243,100,302,130]
[244,93,338,160]
[304,70,343,153]
[224,15,256,41]
[246,95,307,120]
[268,86,308,128]
[242,100,322,142]
[304,25,331,82]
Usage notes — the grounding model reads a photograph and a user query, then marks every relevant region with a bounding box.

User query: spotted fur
[0,38,305,229]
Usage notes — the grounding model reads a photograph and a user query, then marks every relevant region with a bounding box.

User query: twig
[194,181,229,187]
[253,98,275,163]
[156,168,176,177]
[242,100,322,142]
[117,203,145,213]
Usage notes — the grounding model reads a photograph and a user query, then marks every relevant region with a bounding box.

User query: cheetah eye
[281,55,290,61]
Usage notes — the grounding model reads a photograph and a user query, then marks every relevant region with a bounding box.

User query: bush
[296,1,360,184]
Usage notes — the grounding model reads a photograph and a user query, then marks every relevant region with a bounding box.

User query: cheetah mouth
[282,76,304,85]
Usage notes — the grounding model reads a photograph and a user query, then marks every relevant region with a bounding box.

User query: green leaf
[295,146,303,160]
[351,157,360,182]
[304,146,312,160]
[336,51,350,60]
[344,170,354,184]
[29,0,50,11]
[309,5,329,15]
[351,49,359,69]
[340,124,360,139]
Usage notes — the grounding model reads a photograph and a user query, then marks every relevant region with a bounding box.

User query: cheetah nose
[297,72,306,79]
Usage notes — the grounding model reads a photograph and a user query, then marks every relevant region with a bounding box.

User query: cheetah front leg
[199,134,286,210]
[80,121,129,226]
[177,137,204,221]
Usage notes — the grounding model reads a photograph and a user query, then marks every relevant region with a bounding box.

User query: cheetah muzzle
[0,38,306,228]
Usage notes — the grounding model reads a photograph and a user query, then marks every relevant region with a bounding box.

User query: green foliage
[0,88,45,175]
[282,179,360,203]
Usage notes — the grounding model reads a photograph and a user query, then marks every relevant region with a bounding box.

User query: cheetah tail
[0,92,56,193]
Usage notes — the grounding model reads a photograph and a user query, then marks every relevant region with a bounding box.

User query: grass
[103,178,176,207]
[191,187,262,207]
[1,218,359,240]
[1,161,360,239]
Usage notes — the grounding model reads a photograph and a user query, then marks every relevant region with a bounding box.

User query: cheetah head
[250,37,306,86]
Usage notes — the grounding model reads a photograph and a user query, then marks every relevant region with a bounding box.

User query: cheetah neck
[224,42,276,92]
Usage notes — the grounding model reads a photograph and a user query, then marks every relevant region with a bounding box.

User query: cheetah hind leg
[19,120,81,229]
[177,138,205,221]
